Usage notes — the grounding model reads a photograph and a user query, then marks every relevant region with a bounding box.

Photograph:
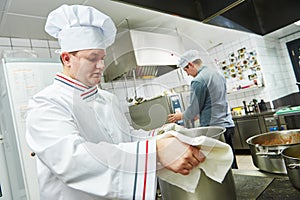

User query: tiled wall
[0,37,60,59]
[1,27,300,114]
[208,32,300,109]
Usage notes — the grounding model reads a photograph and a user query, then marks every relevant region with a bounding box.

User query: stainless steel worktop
[232,110,276,119]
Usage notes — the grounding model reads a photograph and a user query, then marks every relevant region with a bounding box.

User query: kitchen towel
[156,124,233,193]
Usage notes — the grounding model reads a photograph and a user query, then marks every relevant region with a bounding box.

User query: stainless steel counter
[232,111,286,150]
[232,110,276,119]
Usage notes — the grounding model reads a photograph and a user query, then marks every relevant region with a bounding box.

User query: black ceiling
[113,0,300,35]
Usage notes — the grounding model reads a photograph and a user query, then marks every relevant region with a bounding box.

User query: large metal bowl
[246,130,300,174]
[281,144,300,190]
[159,126,236,200]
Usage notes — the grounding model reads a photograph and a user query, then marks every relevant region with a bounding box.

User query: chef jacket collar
[54,72,98,100]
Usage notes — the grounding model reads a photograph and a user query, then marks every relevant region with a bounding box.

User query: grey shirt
[183,66,234,128]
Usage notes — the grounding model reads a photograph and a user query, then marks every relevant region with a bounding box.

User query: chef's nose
[96,60,105,69]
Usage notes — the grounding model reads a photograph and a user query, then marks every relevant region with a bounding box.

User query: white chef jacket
[26,72,157,200]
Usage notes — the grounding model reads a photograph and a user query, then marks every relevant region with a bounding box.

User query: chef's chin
[91,78,100,85]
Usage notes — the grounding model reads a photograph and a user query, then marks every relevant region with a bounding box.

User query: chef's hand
[156,137,205,175]
[168,111,183,123]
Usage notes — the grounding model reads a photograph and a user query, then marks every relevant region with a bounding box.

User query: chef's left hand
[156,137,205,175]
[168,111,183,123]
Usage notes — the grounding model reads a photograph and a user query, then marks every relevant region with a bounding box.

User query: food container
[158,127,236,200]
[232,106,245,116]
[246,130,300,174]
[281,144,300,190]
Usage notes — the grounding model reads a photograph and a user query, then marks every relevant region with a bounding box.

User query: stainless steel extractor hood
[103,29,184,82]
[114,0,300,35]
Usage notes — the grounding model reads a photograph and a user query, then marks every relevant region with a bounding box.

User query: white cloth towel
[156,124,233,193]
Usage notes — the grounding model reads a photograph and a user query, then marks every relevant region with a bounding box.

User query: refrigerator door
[0,58,61,200]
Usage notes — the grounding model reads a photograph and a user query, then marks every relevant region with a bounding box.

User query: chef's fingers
[191,147,206,163]
[179,162,194,175]
[168,113,175,117]
[187,160,197,170]
[188,158,199,168]
[179,146,203,169]
[180,161,196,175]
[168,112,182,123]
[180,169,190,175]
[167,114,176,123]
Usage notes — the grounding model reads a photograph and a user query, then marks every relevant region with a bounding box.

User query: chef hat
[45,4,117,53]
[177,50,202,68]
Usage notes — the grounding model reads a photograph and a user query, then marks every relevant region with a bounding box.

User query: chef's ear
[61,52,71,65]
[188,62,194,68]
[61,52,70,61]
[65,56,70,61]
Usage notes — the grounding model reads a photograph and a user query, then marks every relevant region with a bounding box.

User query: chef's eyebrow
[86,52,104,61]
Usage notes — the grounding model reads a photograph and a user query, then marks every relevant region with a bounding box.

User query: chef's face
[183,62,198,77]
[63,49,106,87]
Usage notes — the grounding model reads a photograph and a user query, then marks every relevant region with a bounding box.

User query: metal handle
[288,163,300,169]
[256,152,281,157]
[255,145,282,157]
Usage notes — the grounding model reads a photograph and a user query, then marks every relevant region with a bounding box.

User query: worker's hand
[167,111,183,123]
[156,137,205,175]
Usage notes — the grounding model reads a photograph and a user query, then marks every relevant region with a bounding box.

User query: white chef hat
[177,50,202,68]
[45,4,116,53]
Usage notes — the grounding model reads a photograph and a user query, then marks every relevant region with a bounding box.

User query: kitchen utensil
[258,99,267,112]
[246,130,300,174]
[237,47,246,55]
[229,52,235,58]
[281,144,300,190]
[132,69,143,103]
[221,60,227,66]
[123,74,133,103]
[159,127,236,200]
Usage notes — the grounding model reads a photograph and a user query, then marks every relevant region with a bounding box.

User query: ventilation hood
[103,29,184,82]
[114,0,300,36]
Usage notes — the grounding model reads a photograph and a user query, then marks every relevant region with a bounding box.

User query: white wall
[1,27,300,112]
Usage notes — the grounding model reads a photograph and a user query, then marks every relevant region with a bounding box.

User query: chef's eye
[86,57,96,62]
[86,53,104,64]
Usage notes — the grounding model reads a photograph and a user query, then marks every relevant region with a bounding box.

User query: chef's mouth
[92,72,102,77]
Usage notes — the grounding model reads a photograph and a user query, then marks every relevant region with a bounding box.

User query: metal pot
[281,144,300,190]
[246,130,300,174]
[158,127,236,200]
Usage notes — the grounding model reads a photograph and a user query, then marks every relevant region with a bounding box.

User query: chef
[25,4,205,200]
[168,50,238,169]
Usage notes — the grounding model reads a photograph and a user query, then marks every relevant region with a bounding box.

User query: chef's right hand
[156,137,205,175]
